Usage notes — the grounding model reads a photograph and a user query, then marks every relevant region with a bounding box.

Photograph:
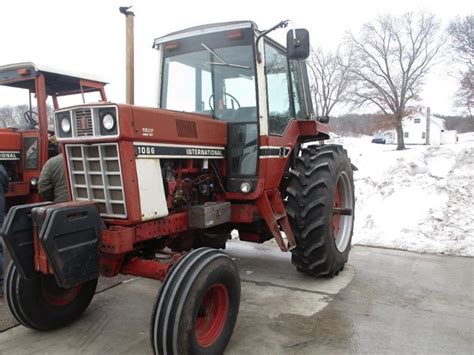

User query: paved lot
[0,242,473,354]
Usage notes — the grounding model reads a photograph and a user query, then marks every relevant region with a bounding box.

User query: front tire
[286,144,355,277]
[5,261,97,330]
[151,248,240,355]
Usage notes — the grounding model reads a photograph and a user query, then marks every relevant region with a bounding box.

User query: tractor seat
[231,107,257,122]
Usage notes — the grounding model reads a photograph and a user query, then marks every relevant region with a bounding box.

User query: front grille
[74,109,93,136]
[66,143,127,218]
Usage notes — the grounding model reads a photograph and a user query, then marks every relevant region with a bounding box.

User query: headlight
[30,177,38,186]
[102,113,116,131]
[60,117,71,133]
[240,181,252,193]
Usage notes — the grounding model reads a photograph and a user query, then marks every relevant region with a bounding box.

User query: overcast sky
[0,0,472,115]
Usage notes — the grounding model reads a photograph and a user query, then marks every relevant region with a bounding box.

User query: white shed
[402,109,457,145]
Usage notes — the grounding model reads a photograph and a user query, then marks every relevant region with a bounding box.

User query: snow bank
[344,135,474,256]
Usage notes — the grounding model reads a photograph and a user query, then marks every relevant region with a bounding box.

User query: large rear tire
[5,261,97,330]
[150,248,240,355]
[286,144,355,277]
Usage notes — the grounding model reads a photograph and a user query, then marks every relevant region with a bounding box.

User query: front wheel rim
[40,275,81,307]
[195,283,229,347]
[332,171,354,252]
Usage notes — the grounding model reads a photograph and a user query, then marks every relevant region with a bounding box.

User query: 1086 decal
[136,146,156,155]
[134,144,224,158]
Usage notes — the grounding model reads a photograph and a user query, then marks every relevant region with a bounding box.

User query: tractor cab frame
[154,21,327,196]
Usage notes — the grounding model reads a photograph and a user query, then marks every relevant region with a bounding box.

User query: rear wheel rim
[195,283,229,347]
[333,187,342,236]
[332,171,354,252]
[41,275,81,307]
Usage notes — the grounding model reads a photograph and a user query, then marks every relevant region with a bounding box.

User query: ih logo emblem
[78,116,88,130]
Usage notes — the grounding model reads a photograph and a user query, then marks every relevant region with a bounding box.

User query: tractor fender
[34,201,102,288]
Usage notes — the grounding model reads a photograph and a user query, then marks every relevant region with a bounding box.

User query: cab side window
[264,43,292,135]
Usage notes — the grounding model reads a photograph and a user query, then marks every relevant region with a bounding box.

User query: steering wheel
[208,93,241,111]
[23,111,39,127]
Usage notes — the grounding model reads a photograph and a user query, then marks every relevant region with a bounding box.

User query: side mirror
[287,29,310,60]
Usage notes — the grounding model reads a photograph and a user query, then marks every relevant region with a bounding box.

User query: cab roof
[154,21,257,47]
[0,62,108,96]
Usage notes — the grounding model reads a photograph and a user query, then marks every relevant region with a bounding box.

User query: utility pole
[426,106,431,145]
[119,6,135,105]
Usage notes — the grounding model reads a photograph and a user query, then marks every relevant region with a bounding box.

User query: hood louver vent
[176,119,198,138]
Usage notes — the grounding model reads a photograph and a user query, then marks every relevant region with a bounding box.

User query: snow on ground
[344,133,474,256]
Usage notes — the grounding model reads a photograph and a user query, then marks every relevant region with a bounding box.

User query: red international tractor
[0,62,108,208]
[1,22,355,354]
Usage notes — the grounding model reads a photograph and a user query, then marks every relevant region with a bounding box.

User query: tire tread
[287,144,355,277]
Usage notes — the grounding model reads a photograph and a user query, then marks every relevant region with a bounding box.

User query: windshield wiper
[201,43,251,70]
[206,62,251,69]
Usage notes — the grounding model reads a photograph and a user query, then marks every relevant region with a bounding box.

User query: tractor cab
[0,62,107,205]
[153,21,328,194]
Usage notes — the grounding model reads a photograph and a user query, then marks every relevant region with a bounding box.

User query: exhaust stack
[119,6,135,105]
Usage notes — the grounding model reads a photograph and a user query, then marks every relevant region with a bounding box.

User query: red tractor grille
[66,143,127,218]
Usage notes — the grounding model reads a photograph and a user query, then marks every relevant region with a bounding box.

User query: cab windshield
[161,42,257,122]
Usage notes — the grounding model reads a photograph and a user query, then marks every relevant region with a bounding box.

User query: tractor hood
[54,103,228,148]
[130,106,227,147]
[0,129,21,160]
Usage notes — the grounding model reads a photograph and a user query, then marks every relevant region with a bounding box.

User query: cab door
[262,40,309,189]
[226,120,259,193]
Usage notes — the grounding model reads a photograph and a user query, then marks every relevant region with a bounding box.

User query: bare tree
[448,15,474,67]
[0,105,30,128]
[0,105,16,128]
[0,104,40,129]
[448,15,473,118]
[345,12,443,149]
[307,47,352,118]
